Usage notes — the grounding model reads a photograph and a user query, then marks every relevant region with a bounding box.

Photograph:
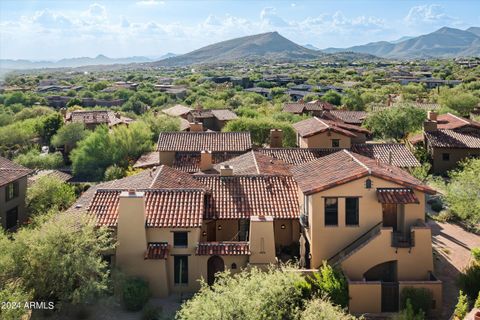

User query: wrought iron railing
[391,231,415,248]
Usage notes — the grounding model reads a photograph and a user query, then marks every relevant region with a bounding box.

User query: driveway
[428,220,480,319]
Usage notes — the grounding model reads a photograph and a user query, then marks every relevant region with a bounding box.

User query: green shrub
[122,277,151,311]
[454,290,468,319]
[400,287,433,316]
[395,299,425,320]
[142,304,162,320]
[431,201,443,213]
[104,165,126,181]
[472,248,480,263]
[14,149,64,170]
[475,291,480,309]
[0,279,33,320]
[310,262,348,307]
[300,298,355,320]
[457,263,480,301]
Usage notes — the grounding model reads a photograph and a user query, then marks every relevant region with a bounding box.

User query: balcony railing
[391,231,415,248]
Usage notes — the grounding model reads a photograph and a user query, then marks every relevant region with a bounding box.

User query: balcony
[391,231,415,248]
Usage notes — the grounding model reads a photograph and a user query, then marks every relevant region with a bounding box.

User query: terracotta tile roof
[351,143,420,168]
[437,113,480,130]
[179,118,190,131]
[172,152,243,173]
[157,132,252,152]
[293,117,358,138]
[213,151,292,176]
[149,165,207,189]
[425,130,480,148]
[28,169,72,186]
[211,109,238,121]
[194,175,299,219]
[292,150,435,195]
[328,110,367,125]
[162,104,192,117]
[0,156,32,187]
[68,110,132,127]
[196,242,250,256]
[88,189,205,228]
[376,188,420,204]
[283,101,334,114]
[256,148,337,165]
[145,242,169,259]
[133,151,160,169]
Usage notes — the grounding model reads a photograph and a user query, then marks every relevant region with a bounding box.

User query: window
[324,198,338,226]
[174,256,188,285]
[332,139,340,148]
[6,207,18,230]
[442,153,450,161]
[5,181,19,202]
[173,232,188,247]
[346,198,359,226]
[238,220,249,241]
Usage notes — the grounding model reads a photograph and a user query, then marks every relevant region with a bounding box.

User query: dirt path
[428,220,480,319]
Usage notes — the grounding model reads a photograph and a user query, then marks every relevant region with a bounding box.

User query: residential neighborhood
[0,1,479,320]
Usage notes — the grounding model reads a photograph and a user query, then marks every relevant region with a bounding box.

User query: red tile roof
[291,150,435,195]
[162,104,192,117]
[0,156,32,187]
[149,165,207,189]
[328,110,367,125]
[196,242,250,256]
[256,148,337,165]
[351,143,420,168]
[194,175,299,219]
[68,110,132,127]
[425,130,480,148]
[376,188,420,204]
[211,109,238,121]
[172,152,243,173]
[157,132,252,152]
[293,117,358,138]
[213,151,292,176]
[283,101,334,114]
[145,242,169,259]
[436,113,480,130]
[133,151,160,169]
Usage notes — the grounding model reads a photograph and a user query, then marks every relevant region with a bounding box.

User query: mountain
[389,36,414,44]
[153,32,324,66]
[323,27,480,59]
[0,55,154,70]
[303,44,320,50]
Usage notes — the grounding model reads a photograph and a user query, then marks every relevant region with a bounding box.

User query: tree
[36,112,63,143]
[300,298,355,320]
[9,212,113,305]
[454,291,468,319]
[14,149,64,170]
[310,262,349,307]
[51,122,90,152]
[140,113,180,141]
[363,106,426,141]
[66,97,82,108]
[0,279,33,320]
[322,90,342,106]
[440,91,479,116]
[26,175,76,215]
[104,165,127,181]
[342,89,365,111]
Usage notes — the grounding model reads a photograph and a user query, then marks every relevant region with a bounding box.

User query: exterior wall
[340,227,434,281]
[431,147,480,174]
[399,281,442,316]
[349,281,382,314]
[351,132,367,144]
[0,176,28,230]
[249,216,276,266]
[158,151,175,166]
[305,176,425,268]
[273,219,300,247]
[298,131,351,149]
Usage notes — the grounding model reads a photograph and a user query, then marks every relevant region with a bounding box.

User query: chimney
[423,120,438,132]
[200,150,213,171]
[116,190,147,272]
[427,111,437,121]
[269,129,283,148]
[220,165,233,177]
[189,121,203,132]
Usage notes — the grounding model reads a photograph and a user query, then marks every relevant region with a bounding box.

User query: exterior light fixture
[218,225,222,231]
[365,178,372,189]
[281,224,286,229]
[202,231,207,237]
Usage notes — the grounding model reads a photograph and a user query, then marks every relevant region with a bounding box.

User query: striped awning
[196,242,250,256]
[376,188,419,204]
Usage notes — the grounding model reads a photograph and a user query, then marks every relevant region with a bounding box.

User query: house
[154,85,187,99]
[70,162,300,296]
[351,143,420,169]
[293,117,370,148]
[162,105,193,118]
[64,110,133,130]
[286,89,322,102]
[292,150,441,315]
[0,157,32,230]
[326,110,368,126]
[245,87,271,99]
[186,109,238,131]
[410,112,480,174]
[283,101,334,116]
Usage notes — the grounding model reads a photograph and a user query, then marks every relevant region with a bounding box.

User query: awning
[376,188,419,204]
[144,242,169,260]
[196,242,250,256]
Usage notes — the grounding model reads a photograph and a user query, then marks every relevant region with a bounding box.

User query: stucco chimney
[220,165,233,177]
[200,150,213,171]
[249,215,276,265]
[189,121,203,132]
[269,129,283,148]
[427,111,437,121]
[423,120,438,132]
[116,190,147,272]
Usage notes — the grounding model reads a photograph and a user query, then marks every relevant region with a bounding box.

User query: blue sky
[1,0,479,60]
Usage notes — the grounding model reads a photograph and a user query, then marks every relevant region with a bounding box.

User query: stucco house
[0,157,32,230]
[64,110,133,130]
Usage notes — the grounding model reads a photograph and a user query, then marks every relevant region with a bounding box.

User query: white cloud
[31,10,73,29]
[404,4,455,25]
[260,7,289,27]
[136,0,165,6]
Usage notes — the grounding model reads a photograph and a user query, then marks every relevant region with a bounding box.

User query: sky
[1,0,479,60]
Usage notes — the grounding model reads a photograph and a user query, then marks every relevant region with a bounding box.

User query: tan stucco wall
[249,216,276,265]
[303,176,426,268]
[430,147,480,174]
[399,281,442,316]
[274,219,300,247]
[348,281,382,314]
[158,151,175,165]
[298,131,351,149]
[0,176,28,230]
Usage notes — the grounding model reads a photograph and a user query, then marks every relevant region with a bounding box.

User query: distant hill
[323,27,480,58]
[303,44,320,51]
[153,32,325,66]
[0,54,154,70]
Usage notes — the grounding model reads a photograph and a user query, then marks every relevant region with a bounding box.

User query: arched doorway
[207,256,225,285]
